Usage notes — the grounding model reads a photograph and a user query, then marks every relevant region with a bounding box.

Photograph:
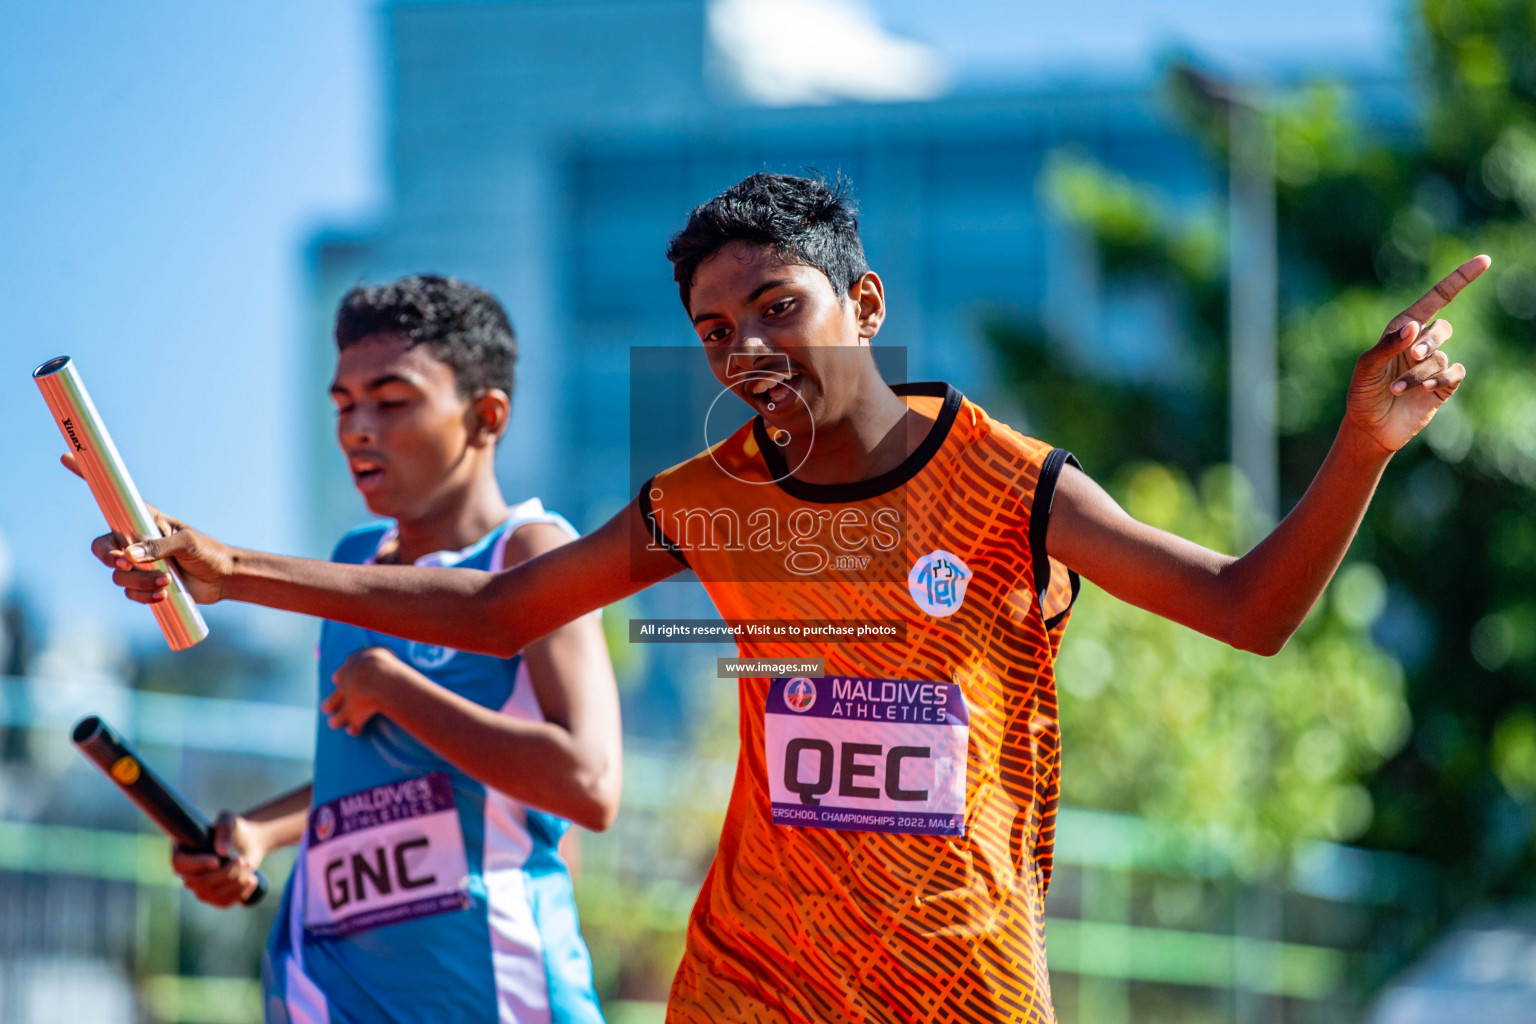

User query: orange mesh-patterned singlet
[640,383,1078,1024]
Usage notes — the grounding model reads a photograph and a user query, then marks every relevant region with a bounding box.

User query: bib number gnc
[303,772,471,938]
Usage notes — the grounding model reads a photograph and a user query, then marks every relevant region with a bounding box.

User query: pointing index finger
[1402,254,1492,324]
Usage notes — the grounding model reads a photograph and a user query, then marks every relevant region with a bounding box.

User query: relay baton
[72,715,267,906]
[33,355,208,650]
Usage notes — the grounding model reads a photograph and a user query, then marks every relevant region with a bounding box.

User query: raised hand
[1346,254,1490,454]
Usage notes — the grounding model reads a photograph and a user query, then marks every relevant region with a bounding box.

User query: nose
[726,317,777,364]
[338,408,378,447]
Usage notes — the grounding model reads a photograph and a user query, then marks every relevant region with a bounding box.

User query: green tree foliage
[995,0,1536,897]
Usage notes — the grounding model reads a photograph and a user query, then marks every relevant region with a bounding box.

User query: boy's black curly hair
[334,274,516,400]
[666,172,870,309]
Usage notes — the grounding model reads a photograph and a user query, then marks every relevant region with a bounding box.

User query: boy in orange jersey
[91,174,1487,1023]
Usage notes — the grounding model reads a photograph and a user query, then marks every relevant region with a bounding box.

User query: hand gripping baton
[72,715,268,906]
[33,355,208,650]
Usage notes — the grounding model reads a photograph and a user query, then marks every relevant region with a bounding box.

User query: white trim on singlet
[359,498,574,570]
[281,846,332,1024]
[484,499,579,1024]
[487,497,580,573]
[484,656,554,1023]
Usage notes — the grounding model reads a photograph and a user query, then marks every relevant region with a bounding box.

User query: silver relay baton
[33,356,209,650]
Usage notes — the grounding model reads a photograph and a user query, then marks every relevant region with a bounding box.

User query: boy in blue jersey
[168,276,619,1024]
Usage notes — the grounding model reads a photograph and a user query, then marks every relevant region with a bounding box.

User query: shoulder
[501,520,576,568]
[957,396,1056,467]
[948,397,1082,552]
[648,418,766,502]
[638,421,767,564]
[948,396,1068,504]
[329,521,391,564]
[954,399,1082,623]
[498,498,581,570]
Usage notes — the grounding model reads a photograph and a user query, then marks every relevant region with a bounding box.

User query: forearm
[240,783,313,856]
[225,550,530,658]
[1053,427,1392,655]
[218,507,662,658]
[379,674,619,831]
[1219,425,1391,651]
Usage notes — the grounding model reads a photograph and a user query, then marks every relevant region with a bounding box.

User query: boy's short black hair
[666,172,870,309]
[334,274,516,400]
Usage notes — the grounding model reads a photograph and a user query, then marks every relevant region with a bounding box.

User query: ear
[851,271,885,342]
[468,389,511,447]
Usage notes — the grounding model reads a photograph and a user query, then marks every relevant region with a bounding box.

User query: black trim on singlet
[637,476,689,567]
[1030,447,1081,631]
[754,381,963,504]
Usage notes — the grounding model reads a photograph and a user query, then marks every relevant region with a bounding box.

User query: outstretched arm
[1047,254,1490,655]
[92,500,683,659]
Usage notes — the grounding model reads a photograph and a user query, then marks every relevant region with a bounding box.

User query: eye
[701,325,731,346]
[333,402,355,416]
[765,298,794,317]
[378,399,408,411]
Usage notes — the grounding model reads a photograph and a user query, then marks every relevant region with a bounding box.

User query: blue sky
[1,1,380,654]
[0,0,1402,651]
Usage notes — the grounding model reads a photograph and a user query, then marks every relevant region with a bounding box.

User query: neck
[790,367,932,485]
[391,468,509,565]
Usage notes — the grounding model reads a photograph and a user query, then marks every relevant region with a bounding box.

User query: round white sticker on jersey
[408,642,457,670]
[908,550,972,617]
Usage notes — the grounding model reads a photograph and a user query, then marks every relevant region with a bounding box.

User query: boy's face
[687,241,883,436]
[330,333,487,521]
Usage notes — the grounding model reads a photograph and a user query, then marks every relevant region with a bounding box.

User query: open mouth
[744,371,802,409]
[349,456,386,492]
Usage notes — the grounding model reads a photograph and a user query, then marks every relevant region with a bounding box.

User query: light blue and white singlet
[263,498,604,1024]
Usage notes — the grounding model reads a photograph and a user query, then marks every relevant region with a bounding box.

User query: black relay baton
[72,715,268,906]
